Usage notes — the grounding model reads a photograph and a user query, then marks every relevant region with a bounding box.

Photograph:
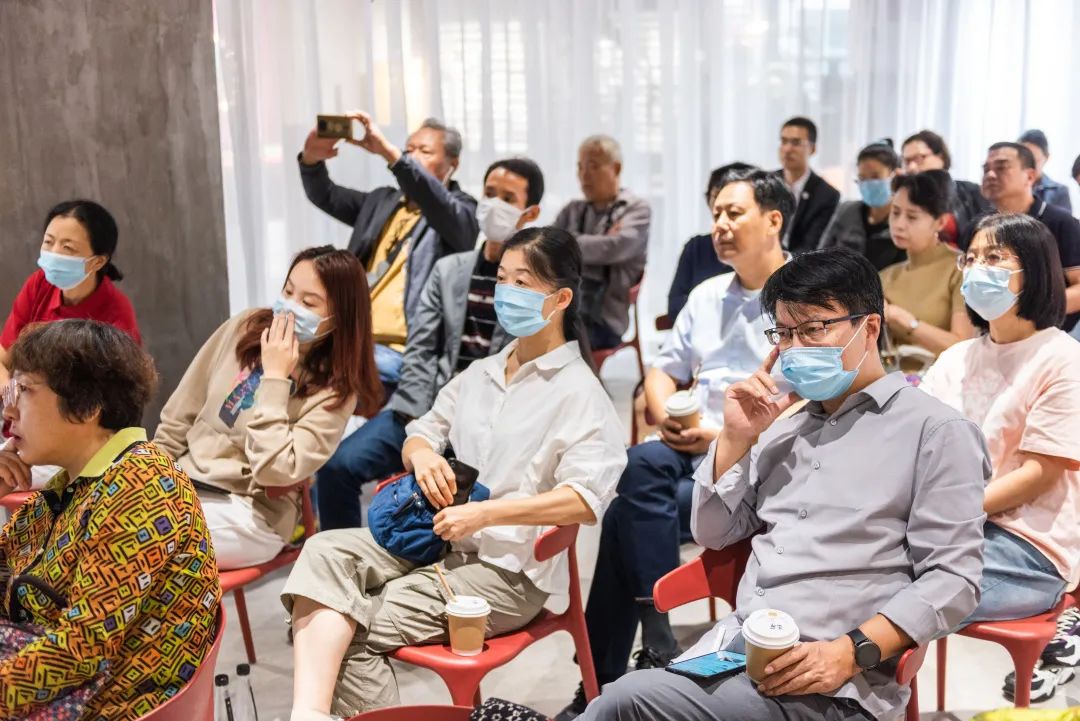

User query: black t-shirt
[959,199,1080,331]
[455,253,500,372]
[862,206,907,271]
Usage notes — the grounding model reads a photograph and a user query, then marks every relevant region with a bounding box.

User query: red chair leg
[473,688,482,707]
[936,637,947,711]
[708,597,717,622]
[437,669,487,707]
[1006,644,1044,707]
[570,618,601,700]
[233,588,257,664]
[906,673,920,721]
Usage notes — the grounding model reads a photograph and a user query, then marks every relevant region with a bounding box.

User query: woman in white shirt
[282,226,628,720]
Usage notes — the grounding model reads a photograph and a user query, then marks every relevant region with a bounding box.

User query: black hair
[965,214,1065,332]
[706,162,756,200]
[9,319,157,430]
[502,226,595,371]
[890,170,951,218]
[781,116,818,145]
[761,249,885,347]
[1017,129,1049,156]
[988,142,1036,170]
[483,157,546,207]
[44,199,123,281]
[1073,153,1080,181]
[716,168,795,237]
[857,139,899,171]
[902,130,952,170]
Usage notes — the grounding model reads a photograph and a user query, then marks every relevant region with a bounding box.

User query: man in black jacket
[298,113,479,387]
[774,116,840,254]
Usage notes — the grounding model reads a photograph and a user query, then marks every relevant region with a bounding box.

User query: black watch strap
[846,629,881,670]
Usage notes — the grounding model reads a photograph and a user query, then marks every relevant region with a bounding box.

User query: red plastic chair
[936,594,1076,709]
[0,490,33,517]
[373,475,599,706]
[138,606,226,721]
[592,280,645,383]
[653,539,927,721]
[347,706,474,721]
[219,479,316,664]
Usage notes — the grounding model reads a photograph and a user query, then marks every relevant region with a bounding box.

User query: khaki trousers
[281,528,548,716]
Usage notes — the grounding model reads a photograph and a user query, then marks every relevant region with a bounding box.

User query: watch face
[855,641,881,669]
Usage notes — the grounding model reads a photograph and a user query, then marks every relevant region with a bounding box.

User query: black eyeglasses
[764,314,867,346]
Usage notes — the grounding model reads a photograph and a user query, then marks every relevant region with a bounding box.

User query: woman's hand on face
[261,313,300,380]
[0,445,31,497]
[433,501,490,542]
[410,449,457,508]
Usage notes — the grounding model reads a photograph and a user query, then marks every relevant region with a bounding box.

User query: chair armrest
[653,553,710,612]
[534,524,579,562]
[374,471,410,495]
[653,539,753,613]
[655,314,674,331]
[895,644,927,686]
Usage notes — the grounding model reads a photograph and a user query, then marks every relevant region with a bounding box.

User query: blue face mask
[272,296,331,343]
[38,250,92,290]
[780,318,870,401]
[858,178,892,208]
[494,284,557,337]
[961,265,1022,321]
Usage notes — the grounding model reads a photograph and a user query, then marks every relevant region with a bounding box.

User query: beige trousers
[281,528,548,716]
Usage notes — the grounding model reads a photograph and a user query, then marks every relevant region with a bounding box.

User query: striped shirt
[455,254,500,373]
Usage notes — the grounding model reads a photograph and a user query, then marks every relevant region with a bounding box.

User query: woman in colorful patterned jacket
[0,319,220,720]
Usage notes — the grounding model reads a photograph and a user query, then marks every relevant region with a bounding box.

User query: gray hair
[579,134,622,165]
[420,117,463,160]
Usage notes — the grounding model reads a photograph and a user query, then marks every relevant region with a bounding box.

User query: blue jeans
[589,321,624,351]
[315,409,407,530]
[584,440,696,683]
[962,521,1066,625]
[374,344,404,383]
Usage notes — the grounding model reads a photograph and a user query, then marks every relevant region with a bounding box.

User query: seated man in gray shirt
[581,249,990,721]
[554,135,651,350]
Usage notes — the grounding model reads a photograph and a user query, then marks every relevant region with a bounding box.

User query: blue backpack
[368,464,490,565]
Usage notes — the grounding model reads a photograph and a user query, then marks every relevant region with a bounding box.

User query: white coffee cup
[445,595,491,656]
[664,390,701,429]
[742,608,800,683]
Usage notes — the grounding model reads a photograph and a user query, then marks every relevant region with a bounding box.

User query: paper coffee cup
[446,595,490,656]
[742,608,800,683]
[664,390,701,429]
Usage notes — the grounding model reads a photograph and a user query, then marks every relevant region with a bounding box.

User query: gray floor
[214,348,1078,719]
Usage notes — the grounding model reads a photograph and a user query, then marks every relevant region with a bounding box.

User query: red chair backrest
[138,606,225,721]
[347,706,474,721]
[653,538,752,613]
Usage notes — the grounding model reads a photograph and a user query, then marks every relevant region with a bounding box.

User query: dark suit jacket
[298,153,479,322]
[775,169,841,254]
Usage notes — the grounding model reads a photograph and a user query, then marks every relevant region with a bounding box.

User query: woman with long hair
[281,227,627,720]
[154,245,382,569]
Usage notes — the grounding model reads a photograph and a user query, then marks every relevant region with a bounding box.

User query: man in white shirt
[557,169,794,719]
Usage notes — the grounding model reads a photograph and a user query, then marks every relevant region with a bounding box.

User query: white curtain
[213,0,1080,353]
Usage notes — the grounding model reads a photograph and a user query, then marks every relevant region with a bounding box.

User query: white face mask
[476,197,525,243]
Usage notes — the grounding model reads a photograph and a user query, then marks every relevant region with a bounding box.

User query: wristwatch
[846,629,882,670]
[908,318,920,331]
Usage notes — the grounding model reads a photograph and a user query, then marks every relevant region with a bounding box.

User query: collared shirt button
[755,586,765,596]
[830,419,838,426]
[776,546,784,554]
[799,509,808,519]
[812,461,821,470]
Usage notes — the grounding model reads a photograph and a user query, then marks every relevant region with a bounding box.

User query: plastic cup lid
[664,390,700,416]
[445,595,491,618]
[742,609,800,649]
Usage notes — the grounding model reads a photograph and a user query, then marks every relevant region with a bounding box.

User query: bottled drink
[232,664,259,721]
[214,674,235,721]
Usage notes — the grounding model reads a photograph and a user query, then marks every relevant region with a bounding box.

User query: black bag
[469,697,548,721]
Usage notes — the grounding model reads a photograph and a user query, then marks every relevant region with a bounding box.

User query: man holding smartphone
[299,112,479,389]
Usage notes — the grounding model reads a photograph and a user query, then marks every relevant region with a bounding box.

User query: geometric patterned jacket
[0,428,221,720]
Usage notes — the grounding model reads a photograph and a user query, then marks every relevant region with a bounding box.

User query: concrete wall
[0,0,228,429]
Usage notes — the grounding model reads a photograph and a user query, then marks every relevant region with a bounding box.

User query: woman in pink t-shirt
[920,213,1080,701]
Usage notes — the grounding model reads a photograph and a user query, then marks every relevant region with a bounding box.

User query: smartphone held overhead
[316,114,363,140]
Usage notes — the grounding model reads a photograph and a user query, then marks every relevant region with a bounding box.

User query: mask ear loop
[841,316,872,371]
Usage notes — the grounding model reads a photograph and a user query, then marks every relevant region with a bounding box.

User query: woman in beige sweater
[154,246,382,569]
